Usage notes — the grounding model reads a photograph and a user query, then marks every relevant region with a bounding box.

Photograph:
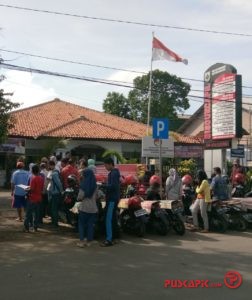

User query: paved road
[0,191,252,300]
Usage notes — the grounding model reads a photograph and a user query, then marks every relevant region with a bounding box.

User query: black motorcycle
[182,186,195,216]
[221,201,248,231]
[232,184,245,197]
[143,200,169,236]
[185,200,228,233]
[205,201,229,233]
[59,175,79,227]
[162,200,186,236]
[120,196,147,237]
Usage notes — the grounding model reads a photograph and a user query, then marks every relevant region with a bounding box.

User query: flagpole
[146,32,154,136]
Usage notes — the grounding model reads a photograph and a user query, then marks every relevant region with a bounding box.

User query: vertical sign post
[153,118,169,198]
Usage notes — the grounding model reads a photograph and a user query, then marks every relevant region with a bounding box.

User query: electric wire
[0,3,251,37]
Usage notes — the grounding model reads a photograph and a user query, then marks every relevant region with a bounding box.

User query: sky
[0,0,252,115]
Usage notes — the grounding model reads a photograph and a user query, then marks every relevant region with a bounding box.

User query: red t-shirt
[61,165,79,189]
[29,175,44,203]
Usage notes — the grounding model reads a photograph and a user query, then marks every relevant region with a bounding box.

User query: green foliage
[102,92,131,119]
[102,69,191,124]
[177,159,197,177]
[102,150,139,164]
[102,149,127,163]
[0,89,20,143]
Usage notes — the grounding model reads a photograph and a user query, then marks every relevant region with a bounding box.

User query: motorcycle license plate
[134,209,147,217]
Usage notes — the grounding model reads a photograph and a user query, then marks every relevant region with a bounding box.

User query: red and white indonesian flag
[152,37,188,65]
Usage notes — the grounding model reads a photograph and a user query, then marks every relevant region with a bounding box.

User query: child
[24,164,44,232]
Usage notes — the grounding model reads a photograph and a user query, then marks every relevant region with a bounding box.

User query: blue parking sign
[152,118,169,139]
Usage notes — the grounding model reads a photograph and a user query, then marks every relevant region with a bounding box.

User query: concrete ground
[0,191,252,300]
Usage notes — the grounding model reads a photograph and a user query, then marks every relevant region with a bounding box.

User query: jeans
[191,198,209,230]
[48,193,61,226]
[105,202,115,242]
[39,193,49,223]
[24,201,40,230]
[78,211,97,241]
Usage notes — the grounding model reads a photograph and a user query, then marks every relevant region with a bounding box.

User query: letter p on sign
[152,118,169,139]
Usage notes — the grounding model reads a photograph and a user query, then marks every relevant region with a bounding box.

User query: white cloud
[0,70,57,108]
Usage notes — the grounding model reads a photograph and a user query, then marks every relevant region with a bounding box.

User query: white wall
[204,149,227,177]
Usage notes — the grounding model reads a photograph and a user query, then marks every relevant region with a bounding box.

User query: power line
[0,49,145,75]
[0,3,251,37]
[1,48,252,91]
[1,62,252,106]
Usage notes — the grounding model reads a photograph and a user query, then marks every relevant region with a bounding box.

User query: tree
[0,89,20,143]
[128,70,190,123]
[102,70,190,124]
[103,92,131,119]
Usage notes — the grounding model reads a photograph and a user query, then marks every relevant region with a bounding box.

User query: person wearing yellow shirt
[190,170,211,233]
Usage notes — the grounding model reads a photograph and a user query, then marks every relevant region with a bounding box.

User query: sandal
[100,240,114,247]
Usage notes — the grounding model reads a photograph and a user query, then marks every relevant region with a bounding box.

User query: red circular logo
[224,271,242,289]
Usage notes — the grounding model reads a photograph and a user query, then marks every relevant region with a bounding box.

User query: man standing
[11,162,29,221]
[24,164,44,232]
[47,160,63,228]
[61,158,79,190]
[101,157,120,247]
[230,159,245,186]
[211,167,228,201]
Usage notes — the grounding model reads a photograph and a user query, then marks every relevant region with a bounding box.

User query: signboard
[231,148,245,158]
[204,63,242,141]
[205,140,231,149]
[174,145,203,158]
[142,136,174,158]
[0,138,25,154]
[152,118,169,139]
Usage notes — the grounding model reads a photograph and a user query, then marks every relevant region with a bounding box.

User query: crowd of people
[10,154,246,245]
[10,155,120,248]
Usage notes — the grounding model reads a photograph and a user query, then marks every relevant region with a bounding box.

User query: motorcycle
[59,175,79,227]
[182,185,195,216]
[119,196,148,237]
[161,200,186,236]
[142,200,169,236]
[220,201,248,231]
[232,184,245,198]
[185,200,228,233]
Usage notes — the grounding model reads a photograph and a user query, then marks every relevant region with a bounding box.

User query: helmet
[125,175,137,185]
[182,174,192,185]
[67,174,78,187]
[149,175,161,186]
[234,173,245,184]
[128,196,142,209]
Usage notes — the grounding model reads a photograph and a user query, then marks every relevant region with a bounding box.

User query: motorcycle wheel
[119,210,130,233]
[136,219,146,237]
[173,218,186,236]
[154,219,168,236]
[210,215,228,233]
[234,216,248,232]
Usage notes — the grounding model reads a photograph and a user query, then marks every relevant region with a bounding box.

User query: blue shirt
[211,175,228,200]
[11,169,29,196]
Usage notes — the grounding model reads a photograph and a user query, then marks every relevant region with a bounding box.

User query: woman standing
[190,170,211,233]
[77,168,98,248]
[165,168,182,200]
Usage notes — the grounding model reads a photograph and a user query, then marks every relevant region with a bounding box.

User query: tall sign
[204,63,242,141]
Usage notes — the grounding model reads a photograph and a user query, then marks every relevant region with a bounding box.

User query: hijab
[80,168,97,198]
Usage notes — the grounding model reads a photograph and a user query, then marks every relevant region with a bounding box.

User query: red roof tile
[9,99,202,144]
[9,99,147,140]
